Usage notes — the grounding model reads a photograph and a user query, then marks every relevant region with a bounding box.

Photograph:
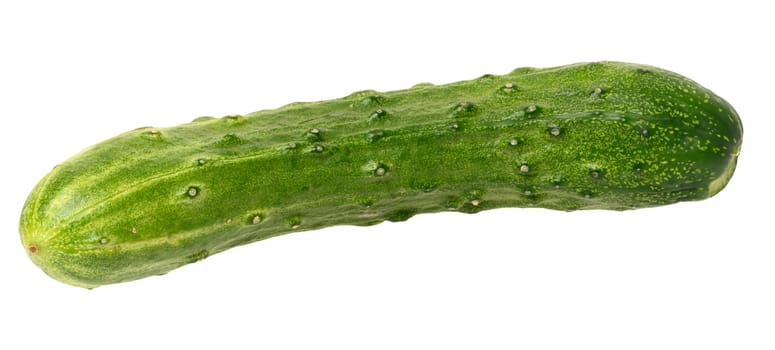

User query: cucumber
[19,61,743,288]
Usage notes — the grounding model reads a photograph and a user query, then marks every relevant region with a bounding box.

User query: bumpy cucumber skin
[20,62,742,288]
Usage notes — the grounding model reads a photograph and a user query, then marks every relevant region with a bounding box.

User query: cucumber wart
[19,62,743,288]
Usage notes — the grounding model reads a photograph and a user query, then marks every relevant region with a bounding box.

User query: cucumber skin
[19,62,742,288]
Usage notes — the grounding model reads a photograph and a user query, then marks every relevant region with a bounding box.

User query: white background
[1,1,772,349]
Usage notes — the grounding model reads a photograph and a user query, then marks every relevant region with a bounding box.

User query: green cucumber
[19,61,743,288]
